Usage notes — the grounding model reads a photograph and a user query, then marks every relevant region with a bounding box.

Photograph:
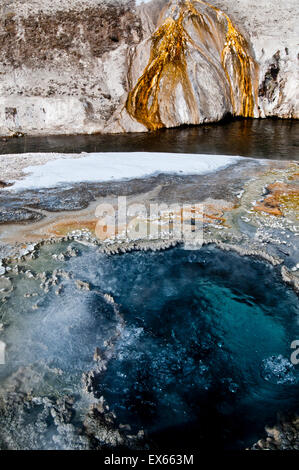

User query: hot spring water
[0,242,298,449]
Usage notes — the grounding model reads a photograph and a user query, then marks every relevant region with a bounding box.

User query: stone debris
[24,292,38,298]
[25,270,35,279]
[19,244,36,257]
[83,401,146,450]
[251,414,299,450]
[67,246,79,257]
[55,285,64,296]
[0,277,13,298]
[202,238,284,266]
[281,266,299,294]
[93,347,102,363]
[103,293,115,304]
[75,280,90,291]
[32,303,40,310]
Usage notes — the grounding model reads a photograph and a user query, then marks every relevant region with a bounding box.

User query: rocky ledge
[0,0,298,137]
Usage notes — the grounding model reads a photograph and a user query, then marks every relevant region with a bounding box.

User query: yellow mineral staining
[126,11,190,130]
[279,194,299,218]
[127,0,257,129]
[221,17,255,116]
[197,0,256,116]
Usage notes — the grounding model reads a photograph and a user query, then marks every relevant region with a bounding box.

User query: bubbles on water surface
[88,246,298,448]
[261,355,297,385]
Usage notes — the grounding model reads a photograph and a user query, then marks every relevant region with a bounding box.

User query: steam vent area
[0,0,298,456]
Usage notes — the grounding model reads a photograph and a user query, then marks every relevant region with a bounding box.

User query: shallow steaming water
[88,246,299,450]
[0,243,298,450]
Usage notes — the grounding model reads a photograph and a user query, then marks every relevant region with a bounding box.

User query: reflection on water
[1,118,298,160]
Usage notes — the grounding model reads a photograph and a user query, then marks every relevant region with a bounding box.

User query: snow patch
[7,152,242,191]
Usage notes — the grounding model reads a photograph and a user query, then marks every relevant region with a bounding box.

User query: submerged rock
[0,277,12,298]
[261,355,297,385]
[251,414,299,450]
[75,279,91,291]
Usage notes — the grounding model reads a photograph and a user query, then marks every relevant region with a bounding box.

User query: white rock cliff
[0,0,297,136]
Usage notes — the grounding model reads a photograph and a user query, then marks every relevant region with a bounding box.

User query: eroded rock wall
[123,0,259,132]
[211,0,298,120]
[0,0,144,135]
[0,0,298,136]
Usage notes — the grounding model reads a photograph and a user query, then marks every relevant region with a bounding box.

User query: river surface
[1,119,298,160]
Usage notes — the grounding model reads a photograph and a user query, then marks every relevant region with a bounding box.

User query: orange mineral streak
[197,0,256,116]
[49,220,98,236]
[126,0,257,129]
[126,13,189,130]
[220,18,255,116]
[254,181,299,218]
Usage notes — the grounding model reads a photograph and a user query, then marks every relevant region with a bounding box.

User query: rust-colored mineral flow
[127,0,257,130]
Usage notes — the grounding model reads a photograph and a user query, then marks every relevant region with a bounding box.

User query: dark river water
[1,118,298,160]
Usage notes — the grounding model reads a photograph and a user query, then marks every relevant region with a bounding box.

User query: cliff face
[0,0,297,136]
[125,0,258,132]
